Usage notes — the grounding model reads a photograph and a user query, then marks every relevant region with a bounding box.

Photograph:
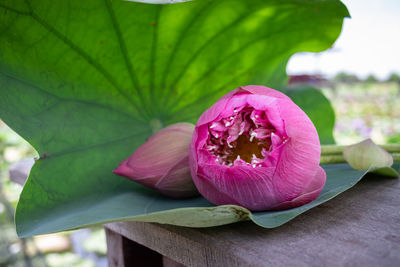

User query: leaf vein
[163,8,253,108]
[149,6,162,117]
[39,129,150,159]
[167,54,288,121]
[0,3,144,117]
[104,0,148,117]
[159,1,215,101]
[0,71,145,123]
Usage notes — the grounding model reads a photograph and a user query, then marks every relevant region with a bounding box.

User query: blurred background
[1,0,399,266]
[0,122,107,267]
[287,0,400,144]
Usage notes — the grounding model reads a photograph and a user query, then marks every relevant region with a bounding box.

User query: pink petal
[196,89,240,126]
[240,85,291,100]
[113,159,160,188]
[271,166,326,210]
[126,123,194,178]
[194,173,242,206]
[114,122,198,198]
[209,121,227,131]
[227,117,243,144]
[155,156,198,198]
[196,164,279,211]
[271,99,320,202]
[252,128,271,139]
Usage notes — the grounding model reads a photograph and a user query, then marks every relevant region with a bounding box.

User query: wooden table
[105,174,400,267]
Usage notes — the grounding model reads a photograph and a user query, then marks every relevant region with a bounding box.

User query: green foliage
[387,73,400,83]
[0,0,349,236]
[333,72,360,83]
[388,134,400,144]
[365,74,378,83]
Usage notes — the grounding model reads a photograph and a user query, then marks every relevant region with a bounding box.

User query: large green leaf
[0,0,349,237]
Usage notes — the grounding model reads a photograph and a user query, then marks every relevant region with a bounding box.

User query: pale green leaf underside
[0,0,349,237]
[371,167,399,178]
[19,163,395,237]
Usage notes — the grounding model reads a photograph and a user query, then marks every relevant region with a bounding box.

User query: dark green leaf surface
[0,0,349,236]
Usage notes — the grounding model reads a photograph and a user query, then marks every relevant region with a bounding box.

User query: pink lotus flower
[114,123,199,198]
[189,85,326,211]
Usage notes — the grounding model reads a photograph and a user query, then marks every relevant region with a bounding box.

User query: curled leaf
[343,139,393,171]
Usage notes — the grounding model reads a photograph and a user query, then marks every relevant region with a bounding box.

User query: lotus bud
[343,139,393,171]
[113,123,199,198]
[189,85,326,211]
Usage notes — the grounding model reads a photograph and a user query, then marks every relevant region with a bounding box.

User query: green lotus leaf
[0,0,349,237]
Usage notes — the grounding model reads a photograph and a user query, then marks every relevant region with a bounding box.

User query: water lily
[189,85,326,211]
[113,123,199,198]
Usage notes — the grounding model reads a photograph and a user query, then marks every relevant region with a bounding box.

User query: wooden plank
[8,158,34,185]
[105,175,400,266]
[105,228,163,267]
[163,257,185,267]
[105,228,125,267]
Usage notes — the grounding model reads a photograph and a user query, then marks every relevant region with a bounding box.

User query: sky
[287,0,400,80]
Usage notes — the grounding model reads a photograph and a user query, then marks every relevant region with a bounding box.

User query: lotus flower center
[205,106,278,167]
[227,135,264,163]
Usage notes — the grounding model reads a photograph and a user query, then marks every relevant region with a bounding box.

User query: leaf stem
[320,145,346,155]
[320,153,400,164]
[320,155,346,165]
[321,144,400,155]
